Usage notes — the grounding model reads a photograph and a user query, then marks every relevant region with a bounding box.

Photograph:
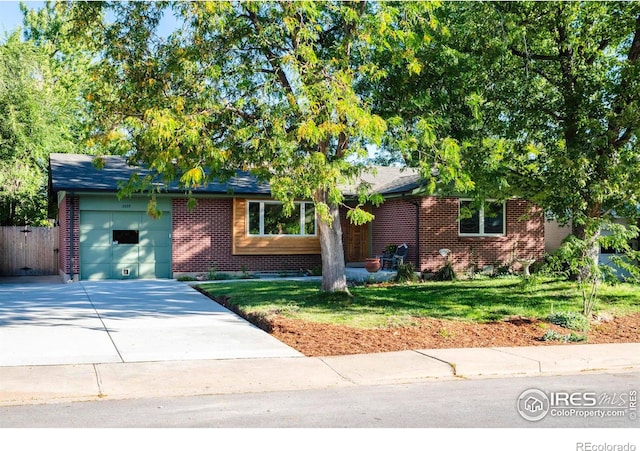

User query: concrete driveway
[0,279,301,367]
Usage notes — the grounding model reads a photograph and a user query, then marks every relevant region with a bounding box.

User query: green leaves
[0,26,88,225]
[179,167,205,189]
[346,206,374,226]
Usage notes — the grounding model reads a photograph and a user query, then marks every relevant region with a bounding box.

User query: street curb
[1,343,639,406]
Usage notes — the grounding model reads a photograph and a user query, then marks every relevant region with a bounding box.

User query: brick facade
[370,198,419,266]
[57,193,543,279]
[172,198,321,274]
[347,196,544,273]
[416,196,544,273]
[57,194,80,279]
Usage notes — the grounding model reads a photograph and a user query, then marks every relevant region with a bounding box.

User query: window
[247,201,316,236]
[459,200,505,236]
[113,230,139,244]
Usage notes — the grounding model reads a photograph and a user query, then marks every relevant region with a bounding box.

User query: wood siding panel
[232,198,320,255]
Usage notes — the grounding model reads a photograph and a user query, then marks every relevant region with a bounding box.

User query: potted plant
[383,244,397,257]
[364,257,381,273]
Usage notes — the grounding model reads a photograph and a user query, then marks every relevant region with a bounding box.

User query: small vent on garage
[122,268,131,277]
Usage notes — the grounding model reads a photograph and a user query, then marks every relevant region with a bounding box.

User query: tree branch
[585,38,609,66]
[243,7,298,109]
[628,15,640,62]
[336,131,349,159]
[223,103,258,122]
[609,15,640,148]
[538,106,565,122]
[510,47,558,61]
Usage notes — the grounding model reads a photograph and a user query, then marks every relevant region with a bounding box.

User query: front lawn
[196,277,640,328]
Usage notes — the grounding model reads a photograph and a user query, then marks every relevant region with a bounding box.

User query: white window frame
[247,200,317,237]
[458,199,506,237]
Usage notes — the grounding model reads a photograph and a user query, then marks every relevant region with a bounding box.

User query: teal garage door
[79,196,172,280]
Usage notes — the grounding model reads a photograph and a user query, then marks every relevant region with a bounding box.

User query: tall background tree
[373,2,640,281]
[0,2,91,226]
[70,0,439,292]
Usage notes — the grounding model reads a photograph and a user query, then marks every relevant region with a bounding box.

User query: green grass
[197,277,640,329]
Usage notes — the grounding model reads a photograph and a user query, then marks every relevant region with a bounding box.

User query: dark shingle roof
[49,153,271,195]
[49,153,423,197]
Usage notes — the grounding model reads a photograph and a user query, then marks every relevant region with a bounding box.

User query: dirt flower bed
[198,288,640,357]
[267,313,640,357]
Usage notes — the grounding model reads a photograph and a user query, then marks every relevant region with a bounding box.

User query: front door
[343,220,370,263]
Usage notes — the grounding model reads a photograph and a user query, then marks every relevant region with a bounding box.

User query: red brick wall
[370,198,418,265]
[59,193,543,278]
[340,196,544,273]
[172,198,321,273]
[57,194,79,278]
[416,197,544,273]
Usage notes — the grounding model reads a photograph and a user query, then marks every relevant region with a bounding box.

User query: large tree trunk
[316,194,349,293]
[572,219,600,281]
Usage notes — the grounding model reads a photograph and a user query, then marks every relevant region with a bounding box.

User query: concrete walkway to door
[0,279,301,367]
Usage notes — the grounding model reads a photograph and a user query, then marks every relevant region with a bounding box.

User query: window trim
[247,200,317,237]
[458,199,506,237]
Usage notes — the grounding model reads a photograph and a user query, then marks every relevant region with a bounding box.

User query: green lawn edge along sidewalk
[195,277,640,330]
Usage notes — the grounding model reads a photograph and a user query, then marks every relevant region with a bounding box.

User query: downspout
[68,194,74,281]
[413,200,420,269]
[402,196,421,270]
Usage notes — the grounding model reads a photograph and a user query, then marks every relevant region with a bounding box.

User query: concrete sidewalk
[1,342,639,406]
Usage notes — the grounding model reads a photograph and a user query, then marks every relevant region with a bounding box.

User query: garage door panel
[80,200,172,280]
[111,264,138,279]
[112,212,140,229]
[111,245,139,263]
[139,262,170,279]
[81,245,112,264]
[80,212,111,230]
[82,263,111,280]
[138,246,171,264]
[80,229,111,245]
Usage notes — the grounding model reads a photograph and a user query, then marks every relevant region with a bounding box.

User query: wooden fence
[0,226,59,276]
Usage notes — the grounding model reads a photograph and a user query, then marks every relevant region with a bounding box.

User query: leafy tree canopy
[378,2,640,228]
[71,0,440,291]
[372,1,640,277]
[0,2,92,225]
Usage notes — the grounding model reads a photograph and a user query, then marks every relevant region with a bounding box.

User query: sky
[0,1,181,40]
[0,1,41,36]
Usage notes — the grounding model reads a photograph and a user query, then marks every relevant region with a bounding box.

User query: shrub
[542,330,587,342]
[421,269,434,281]
[394,263,418,283]
[600,265,620,285]
[240,265,252,279]
[434,261,457,281]
[547,311,590,332]
[493,262,514,278]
